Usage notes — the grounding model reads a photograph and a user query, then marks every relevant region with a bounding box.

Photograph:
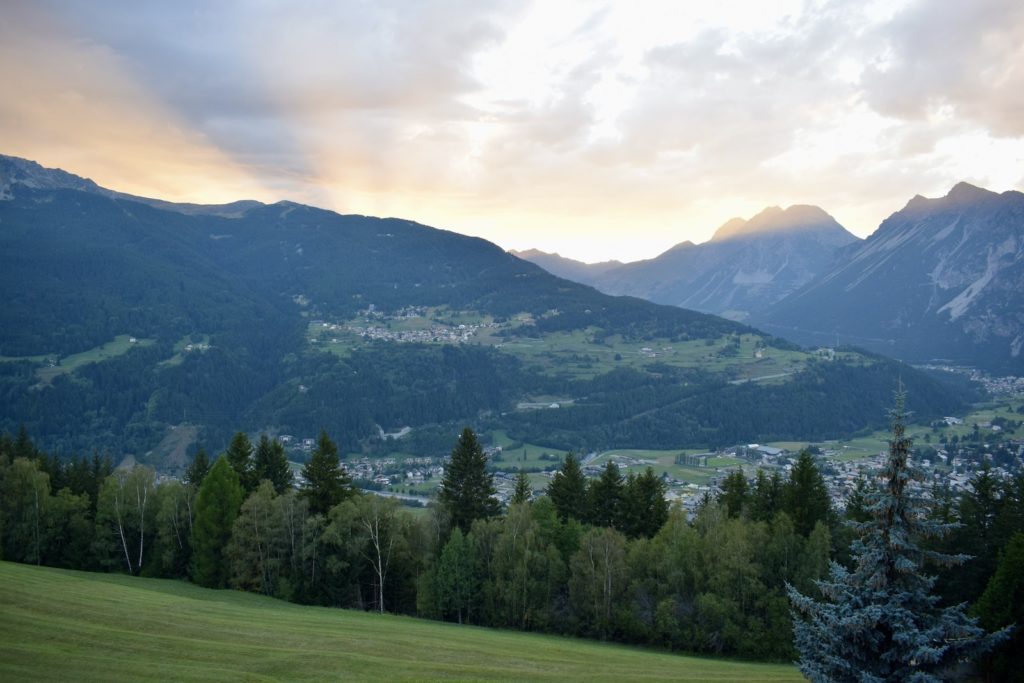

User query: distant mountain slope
[509,249,622,283]
[518,205,858,320]
[755,183,1024,372]
[0,155,963,460]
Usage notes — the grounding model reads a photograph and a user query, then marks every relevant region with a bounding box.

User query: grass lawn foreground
[0,562,800,682]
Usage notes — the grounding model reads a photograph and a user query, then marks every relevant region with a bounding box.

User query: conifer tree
[588,460,624,528]
[438,428,499,532]
[788,391,1007,681]
[511,470,532,505]
[547,452,587,522]
[224,432,255,493]
[300,431,353,516]
[620,467,669,538]
[184,447,210,487]
[253,434,293,494]
[191,456,243,588]
[782,449,831,536]
[718,469,749,518]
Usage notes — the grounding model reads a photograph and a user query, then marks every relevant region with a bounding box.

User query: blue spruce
[787,390,1008,682]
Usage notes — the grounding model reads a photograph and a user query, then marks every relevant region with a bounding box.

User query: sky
[2,1,1023,263]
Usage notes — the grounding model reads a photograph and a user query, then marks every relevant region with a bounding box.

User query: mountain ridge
[519,204,859,321]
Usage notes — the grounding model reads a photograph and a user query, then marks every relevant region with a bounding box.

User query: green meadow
[0,334,155,387]
[0,562,801,682]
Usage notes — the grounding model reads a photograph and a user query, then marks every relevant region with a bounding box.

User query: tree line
[1,421,1021,676]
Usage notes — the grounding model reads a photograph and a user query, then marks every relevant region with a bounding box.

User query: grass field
[0,562,800,682]
[0,334,158,387]
[308,308,826,383]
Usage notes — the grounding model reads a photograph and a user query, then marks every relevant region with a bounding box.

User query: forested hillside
[0,156,965,462]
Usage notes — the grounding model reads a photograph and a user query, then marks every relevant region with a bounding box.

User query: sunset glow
[3,0,1022,262]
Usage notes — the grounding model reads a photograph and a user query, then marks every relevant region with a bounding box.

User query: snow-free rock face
[518,205,858,321]
[756,183,1024,371]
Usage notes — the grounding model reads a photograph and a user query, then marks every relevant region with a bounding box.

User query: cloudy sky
[2,0,1023,262]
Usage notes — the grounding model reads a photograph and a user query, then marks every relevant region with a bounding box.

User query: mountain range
[0,154,965,464]
[518,205,858,322]
[755,183,1024,371]
[520,186,1023,372]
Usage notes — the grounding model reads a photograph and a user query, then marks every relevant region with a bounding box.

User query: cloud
[3,0,1023,262]
[861,0,1024,137]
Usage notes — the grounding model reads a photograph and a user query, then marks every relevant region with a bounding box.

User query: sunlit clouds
[2,0,1022,262]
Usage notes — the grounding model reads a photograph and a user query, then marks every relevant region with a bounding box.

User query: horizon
[1,151,1012,265]
[2,1,1023,262]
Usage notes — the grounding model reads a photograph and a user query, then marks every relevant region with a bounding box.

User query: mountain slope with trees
[757,183,1024,372]
[0,155,965,462]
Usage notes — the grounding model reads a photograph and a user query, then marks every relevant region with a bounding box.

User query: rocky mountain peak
[710,204,841,242]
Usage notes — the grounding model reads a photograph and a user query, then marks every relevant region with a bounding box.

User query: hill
[0,155,964,463]
[0,562,801,682]
[756,183,1024,372]
[518,205,858,321]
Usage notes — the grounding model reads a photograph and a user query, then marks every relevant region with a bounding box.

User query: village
[274,426,1024,516]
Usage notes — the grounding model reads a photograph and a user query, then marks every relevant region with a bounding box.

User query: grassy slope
[0,562,800,682]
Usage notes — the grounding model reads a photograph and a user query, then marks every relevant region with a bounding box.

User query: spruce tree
[588,460,624,528]
[184,447,210,487]
[547,452,587,522]
[782,449,832,536]
[300,431,353,516]
[718,469,749,518]
[619,467,669,538]
[253,435,293,494]
[511,470,532,505]
[438,428,499,532]
[224,432,255,493]
[788,391,1007,681]
[191,456,244,588]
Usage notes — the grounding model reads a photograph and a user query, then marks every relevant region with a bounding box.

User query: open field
[0,562,800,682]
[307,308,835,383]
[0,334,156,387]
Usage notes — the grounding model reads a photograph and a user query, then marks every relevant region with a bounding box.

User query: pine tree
[973,531,1024,680]
[750,469,783,522]
[588,460,624,528]
[438,428,499,533]
[224,432,255,493]
[191,456,243,588]
[300,431,353,516]
[253,435,293,494]
[546,452,587,522]
[620,467,669,538]
[718,469,749,518]
[184,447,210,487]
[788,391,1008,682]
[511,470,532,505]
[782,449,831,536]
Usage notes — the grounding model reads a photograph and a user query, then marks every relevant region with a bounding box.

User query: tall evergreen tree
[974,531,1024,681]
[788,391,1007,682]
[184,447,210,488]
[750,469,783,522]
[438,428,499,533]
[620,467,669,538]
[782,449,831,536]
[191,456,244,588]
[588,460,624,529]
[547,452,588,522]
[253,435,293,494]
[511,470,532,505]
[224,432,255,493]
[300,431,353,516]
[718,469,749,518]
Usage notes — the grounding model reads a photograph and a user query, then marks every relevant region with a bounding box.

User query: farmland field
[0,562,801,682]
